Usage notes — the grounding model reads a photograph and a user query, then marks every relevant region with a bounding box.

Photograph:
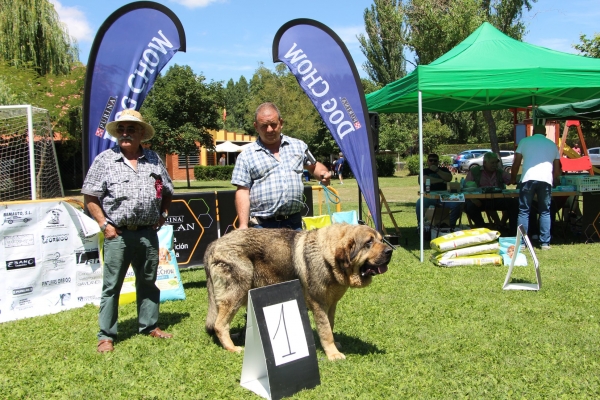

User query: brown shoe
[97,339,114,353]
[149,327,173,339]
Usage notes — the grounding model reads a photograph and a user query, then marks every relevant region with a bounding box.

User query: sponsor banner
[0,201,101,324]
[82,3,186,172]
[273,19,382,230]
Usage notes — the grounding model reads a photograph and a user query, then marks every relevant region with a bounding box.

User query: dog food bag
[430,228,500,252]
[433,253,503,267]
[433,242,500,261]
[498,237,527,266]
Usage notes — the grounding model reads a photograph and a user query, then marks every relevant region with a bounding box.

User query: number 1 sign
[240,280,320,400]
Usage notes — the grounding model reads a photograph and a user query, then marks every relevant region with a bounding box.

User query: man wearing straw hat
[232,102,330,230]
[82,109,174,353]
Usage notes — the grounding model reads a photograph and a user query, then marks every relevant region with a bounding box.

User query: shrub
[194,165,234,181]
[406,154,425,175]
[376,155,396,177]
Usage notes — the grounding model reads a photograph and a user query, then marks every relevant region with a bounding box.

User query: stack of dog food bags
[430,228,502,267]
[498,237,527,266]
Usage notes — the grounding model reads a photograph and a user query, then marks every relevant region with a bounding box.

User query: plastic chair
[560,156,592,174]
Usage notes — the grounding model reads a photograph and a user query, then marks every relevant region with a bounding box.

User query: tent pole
[418,91,424,262]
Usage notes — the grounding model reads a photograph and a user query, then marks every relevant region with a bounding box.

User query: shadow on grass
[207,325,385,357]
[117,312,190,343]
[183,280,207,290]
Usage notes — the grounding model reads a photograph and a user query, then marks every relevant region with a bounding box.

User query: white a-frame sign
[503,225,541,291]
[240,280,320,400]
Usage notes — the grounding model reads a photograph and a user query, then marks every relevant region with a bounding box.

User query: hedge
[194,165,234,181]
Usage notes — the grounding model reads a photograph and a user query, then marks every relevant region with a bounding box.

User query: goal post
[0,105,64,201]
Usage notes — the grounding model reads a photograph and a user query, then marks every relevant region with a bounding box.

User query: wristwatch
[100,221,109,232]
[161,211,168,219]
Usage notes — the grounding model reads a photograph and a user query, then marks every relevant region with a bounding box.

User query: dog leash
[319,182,340,215]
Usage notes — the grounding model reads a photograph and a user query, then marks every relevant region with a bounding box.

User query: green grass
[3,174,600,398]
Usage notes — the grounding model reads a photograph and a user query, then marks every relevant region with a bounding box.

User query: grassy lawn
[3,174,600,398]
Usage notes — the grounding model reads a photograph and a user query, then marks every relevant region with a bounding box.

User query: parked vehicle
[460,150,514,172]
[587,147,600,166]
[453,149,491,169]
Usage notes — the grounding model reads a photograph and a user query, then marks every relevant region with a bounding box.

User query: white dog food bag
[430,228,500,252]
[433,253,503,267]
[432,242,500,261]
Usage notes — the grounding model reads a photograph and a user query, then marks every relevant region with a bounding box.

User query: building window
[206,151,216,166]
[178,151,200,169]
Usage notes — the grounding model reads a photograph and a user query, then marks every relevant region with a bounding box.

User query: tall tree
[406,0,536,156]
[358,0,410,86]
[574,33,600,58]
[0,0,79,76]
[223,76,252,133]
[142,64,222,188]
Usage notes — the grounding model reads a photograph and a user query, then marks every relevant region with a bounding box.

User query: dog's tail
[204,248,217,335]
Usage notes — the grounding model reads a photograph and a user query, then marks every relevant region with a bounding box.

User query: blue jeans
[416,198,462,228]
[517,181,552,245]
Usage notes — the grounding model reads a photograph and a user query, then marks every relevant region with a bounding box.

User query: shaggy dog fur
[204,224,393,360]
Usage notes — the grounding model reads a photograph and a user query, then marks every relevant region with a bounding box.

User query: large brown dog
[204,224,393,360]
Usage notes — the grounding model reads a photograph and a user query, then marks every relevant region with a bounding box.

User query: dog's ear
[335,237,356,269]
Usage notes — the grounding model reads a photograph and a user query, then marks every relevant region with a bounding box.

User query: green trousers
[98,229,160,341]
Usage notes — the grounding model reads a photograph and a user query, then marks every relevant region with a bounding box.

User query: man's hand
[320,171,331,186]
[103,223,121,240]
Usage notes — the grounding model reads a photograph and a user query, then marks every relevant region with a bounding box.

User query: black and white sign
[240,280,320,400]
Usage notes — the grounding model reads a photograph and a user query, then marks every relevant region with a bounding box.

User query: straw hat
[106,109,155,142]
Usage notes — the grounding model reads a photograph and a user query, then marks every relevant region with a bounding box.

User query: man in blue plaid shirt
[232,102,330,230]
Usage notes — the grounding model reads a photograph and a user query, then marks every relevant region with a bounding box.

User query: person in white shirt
[510,125,561,250]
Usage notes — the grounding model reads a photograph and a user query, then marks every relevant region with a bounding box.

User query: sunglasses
[116,125,141,134]
[428,159,439,162]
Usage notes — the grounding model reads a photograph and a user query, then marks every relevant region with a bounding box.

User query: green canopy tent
[366,22,600,261]
[537,98,600,121]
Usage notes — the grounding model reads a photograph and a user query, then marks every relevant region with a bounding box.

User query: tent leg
[419,91,424,262]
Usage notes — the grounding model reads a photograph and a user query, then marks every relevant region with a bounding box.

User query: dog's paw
[327,352,346,361]
[225,345,244,353]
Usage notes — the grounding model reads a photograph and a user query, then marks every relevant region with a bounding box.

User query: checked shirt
[82,146,173,227]
[231,134,310,218]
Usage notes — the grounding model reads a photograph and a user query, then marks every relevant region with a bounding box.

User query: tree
[247,64,320,138]
[405,0,536,156]
[358,0,410,86]
[0,0,79,76]
[574,33,600,58]
[142,64,222,188]
[223,76,252,133]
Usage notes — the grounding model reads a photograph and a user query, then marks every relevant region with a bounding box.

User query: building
[164,129,255,180]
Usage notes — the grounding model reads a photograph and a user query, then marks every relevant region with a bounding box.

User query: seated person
[416,153,462,230]
[465,152,518,234]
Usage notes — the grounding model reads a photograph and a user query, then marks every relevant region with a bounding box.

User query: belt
[257,212,301,222]
[119,225,153,231]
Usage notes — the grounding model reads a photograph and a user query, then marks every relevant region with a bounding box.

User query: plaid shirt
[231,135,309,217]
[81,146,173,227]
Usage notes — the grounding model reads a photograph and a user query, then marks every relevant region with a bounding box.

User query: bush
[406,154,425,175]
[376,156,396,177]
[194,165,234,181]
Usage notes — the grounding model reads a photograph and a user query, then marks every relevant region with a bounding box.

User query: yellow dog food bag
[430,228,500,252]
[432,242,500,261]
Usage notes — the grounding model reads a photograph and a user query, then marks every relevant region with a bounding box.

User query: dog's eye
[366,238,373,247]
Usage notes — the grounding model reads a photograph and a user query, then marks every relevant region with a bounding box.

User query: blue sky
[52,0,600,83]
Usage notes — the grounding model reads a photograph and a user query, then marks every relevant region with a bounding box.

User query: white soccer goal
[0,105,64,201]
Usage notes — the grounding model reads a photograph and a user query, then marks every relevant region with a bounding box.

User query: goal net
[0,105,64,201]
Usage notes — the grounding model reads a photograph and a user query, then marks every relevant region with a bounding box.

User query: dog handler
[82,109,174,353]
[232,102,331,230]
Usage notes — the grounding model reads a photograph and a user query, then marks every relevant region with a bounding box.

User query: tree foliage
[358,0,409,85]
[0,0,79,76]
[574,33,600,58]
[142,64,222,186]
[223,76,252,133]
[248,64,320,138]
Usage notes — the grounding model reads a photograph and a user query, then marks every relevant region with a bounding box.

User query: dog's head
[330,224,393,288]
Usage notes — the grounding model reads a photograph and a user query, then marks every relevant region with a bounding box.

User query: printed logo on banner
[11,297,34,311]
[6,257,36,270]
[12,286,34,296]
[41,234,69,244]
[75,248,100,266]
[168,215,196,232]
[76,270,102,287]
[77,295,98,303]
[44,208,67,229]
[2,209,33,226]
[43,252,67,272]
[50,293,72,307]
[95,96,117,137]
[4,234,34,248]
[341,97,362,129]
[41,277,72,287]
